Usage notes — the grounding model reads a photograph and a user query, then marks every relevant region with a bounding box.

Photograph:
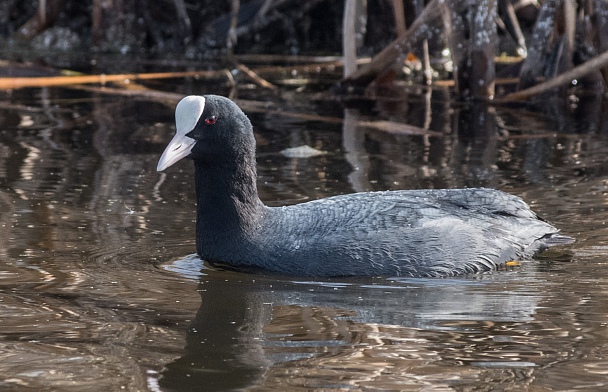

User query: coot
[157,95,573,277]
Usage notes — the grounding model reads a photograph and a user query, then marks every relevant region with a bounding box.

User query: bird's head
[157,95,254,171]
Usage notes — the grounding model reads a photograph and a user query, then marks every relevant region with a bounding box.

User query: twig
[173,0,193,43]
[499,0,527,56]
[252,58,370,75]
[343,0,358,77]
[338,0,451,87]
[227,0,239,51]
[0,70,230,89]
[234,0,325,39]
[235,54,351,63]
[391,0,406,37]
[517,0,559,90]
[235,63,278,90]
[502,50,608,101]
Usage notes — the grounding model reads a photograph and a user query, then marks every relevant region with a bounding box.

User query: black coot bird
[157,95,573,277]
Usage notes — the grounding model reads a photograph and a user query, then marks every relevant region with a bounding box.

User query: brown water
[1,80,607,391]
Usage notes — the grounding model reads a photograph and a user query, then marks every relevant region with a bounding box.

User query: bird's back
[247,188,571,277]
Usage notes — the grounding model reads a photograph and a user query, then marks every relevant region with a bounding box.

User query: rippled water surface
[1,79,608,391]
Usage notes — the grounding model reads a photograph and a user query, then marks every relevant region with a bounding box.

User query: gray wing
[261,188,568,277]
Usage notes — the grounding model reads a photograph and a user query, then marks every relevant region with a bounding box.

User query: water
[0,80,607,391]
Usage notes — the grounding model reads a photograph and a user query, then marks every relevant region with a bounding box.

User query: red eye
[205,116,217,125]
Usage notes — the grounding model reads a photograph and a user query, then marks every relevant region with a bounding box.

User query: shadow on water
[1,81,608,390]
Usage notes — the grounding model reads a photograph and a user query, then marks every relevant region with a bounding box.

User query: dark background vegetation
[0,1,607,101]
[0,0,399,56]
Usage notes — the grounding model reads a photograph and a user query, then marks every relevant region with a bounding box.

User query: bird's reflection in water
[159,258,553,391]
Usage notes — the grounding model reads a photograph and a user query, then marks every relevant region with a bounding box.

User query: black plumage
[157,95,573,277]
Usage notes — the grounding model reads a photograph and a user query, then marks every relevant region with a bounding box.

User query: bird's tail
[543,233,575,247]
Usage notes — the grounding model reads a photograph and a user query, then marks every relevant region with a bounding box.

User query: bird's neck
[194,157,265,236]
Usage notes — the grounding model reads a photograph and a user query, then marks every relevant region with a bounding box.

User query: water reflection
[0,85,607,390]
[159,263,562,390]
